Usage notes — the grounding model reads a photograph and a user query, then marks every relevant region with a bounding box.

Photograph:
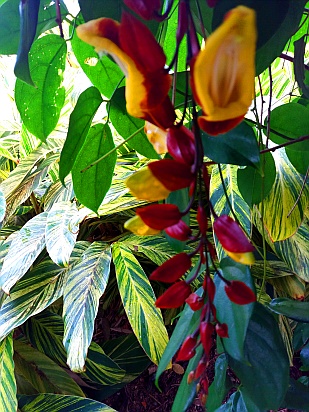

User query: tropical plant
[0,0,308,411]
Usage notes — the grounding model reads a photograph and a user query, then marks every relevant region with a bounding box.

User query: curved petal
[125,167,171,201]
[124,215,160,235]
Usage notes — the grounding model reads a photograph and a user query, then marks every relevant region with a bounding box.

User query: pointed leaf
[0,187,6,225]
[207,354,229,412]
[268,297,309,322]
[0,212,47,294]
[63,242,112,372]
[0,334,17,412]
[112,243,169,365]
[59,86,103,184]
[72,124,116,213]
[15,35,66,141]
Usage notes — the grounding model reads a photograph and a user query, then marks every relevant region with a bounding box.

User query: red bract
[213,215,255,253]
[202,276,216,301]
[185,293,204,311]
[194,359,207,380]
[150,253,191,283]
[155,281,191,308]
[176,335,197,361]
[197,205,208,235]
[165,219,192,241]
[225,280,256,305]
[148,159,194,191]
[200,321,214,356]
[167,126,195,165]
[124,0,161,20]
[136,204,182,230]
[215,322,229,338]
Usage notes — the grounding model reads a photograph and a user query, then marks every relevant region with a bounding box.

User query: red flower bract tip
[224,280,256,305]
[155,281,191,308]
[136,204,182,230]
[150,253,191,283]
[176,335,197,361]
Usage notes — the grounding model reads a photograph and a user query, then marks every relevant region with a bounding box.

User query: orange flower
[191,6,257,135]
[77,12,175,129]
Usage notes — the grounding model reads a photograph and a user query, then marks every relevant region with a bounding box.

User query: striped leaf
[0,212,48,294]
[256,149,309,241]
[210,164,251,261]
[18,394,116,412]
[23,312,125,386]
[112,243,169,365]
[46,202,82,267]
[43,176,74,212]
[63,242,112,372]
[13,340,85,397]
[0,333,17,412]
[0,187,5,225]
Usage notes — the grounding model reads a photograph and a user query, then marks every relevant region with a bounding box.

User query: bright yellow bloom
[144,121,168,154]
[126,168,171,201]
[192,6,257,135]
[124,215,160,236]
[224,251,255,266]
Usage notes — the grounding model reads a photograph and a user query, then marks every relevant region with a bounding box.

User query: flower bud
[150,253,191,283]
[136,204,182,230]
[215,322,229,338]
[165,220,192,241]
[225,280,256,305]
[185,293,204,311]
[200,321,214,357]
[155,281,191,308]
[176,335,197,361]
[167,126,195,165]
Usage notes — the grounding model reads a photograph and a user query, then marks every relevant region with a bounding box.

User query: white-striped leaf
[18,394,116,411]
[0,212,48,294]
[112,242,169,365]
[13,340,85,397]
[256,149,309,241]
[0,333,17,412]
[0,187,6,225]
[63,242,112,372]
[46,202,84,267]
[210,164,252,261]
[43,176,74,212]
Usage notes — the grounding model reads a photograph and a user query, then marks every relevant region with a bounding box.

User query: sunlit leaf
[0,333,17,412]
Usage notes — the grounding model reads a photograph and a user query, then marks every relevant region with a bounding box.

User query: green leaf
[0,334,17,412]
[293,322,309,351]
[0,187,6,226]
[63,242,112,372]
[108,87,159,159]
[71,30,124,99]
[214,258,255,362]
[14,0,40,86]
[59,86,103,184]
[15,35,67,142]
[18,394,116,412]
[46,202,83,267]
[300,341,309,370]
[72,124,117,213]
[206,354,229,412]
[43,176,75,212]
[228,303,289,410]
[13,340,85,397]
[112,242,169,365]
[202,122,260,167]
[268,297,309,322]
[236,389,264,412]
[78,0,122,21]
[237,151,276,208]
[282,378,309,410]
[0,212,48,294]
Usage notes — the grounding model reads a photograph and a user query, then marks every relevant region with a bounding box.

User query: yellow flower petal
[144,121,168,154]
[124,215,160,236]
[193,6,256,122]
[126,167,170,201]
[224,250,255,266]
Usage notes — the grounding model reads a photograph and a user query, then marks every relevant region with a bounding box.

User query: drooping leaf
[63,242,112,372]
[108,87,159,159]
[112,242,169,365]
[206,354,230,412]
[15,35,67,142]
[14,0,40,86]
[268,297,309,322]
[72,124,117,213]
[0,333,17,412]
[228,303,289,410]
[0,212,48,294]
[59,86,103,184]
[282,378,309,410]
[214,258,255,361]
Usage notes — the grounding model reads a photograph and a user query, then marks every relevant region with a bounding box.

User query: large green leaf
[0,212,47,294]
[207,354,229,412]
[0,334,17,412]
[112,242,169,365]
[256,149,308,241]
[63,242,112,372]
[214,258,255,362]
[268,297,309,322]
[43,177,75,212]
[46,202,82,267]
[72,124,117,213]
[108,87,159,159]
[13,340,84,397]
[78,0,122,21]
[18,394,116,412]
[0,187,6,226]
[282,378,309,410]
[59,86,103,184]
[15,35,66,142]
[228,303,289,410]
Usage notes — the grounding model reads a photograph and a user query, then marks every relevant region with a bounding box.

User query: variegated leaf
[0,333,17,412]
[46,202,84,267]
[256,149,309,241]
[112,243,169,365]
[0,187,6,225]
[18,394,116,411]
[0,212,48,294]
[13,340,85,397]
[63,242,112,372]
[210,164,252,261]
[43,176,74,212]
[269,275,306,300]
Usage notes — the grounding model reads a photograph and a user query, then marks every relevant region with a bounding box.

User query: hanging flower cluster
[77,0,257,405]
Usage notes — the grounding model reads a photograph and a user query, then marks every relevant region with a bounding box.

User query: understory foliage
[0,0,308,411]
